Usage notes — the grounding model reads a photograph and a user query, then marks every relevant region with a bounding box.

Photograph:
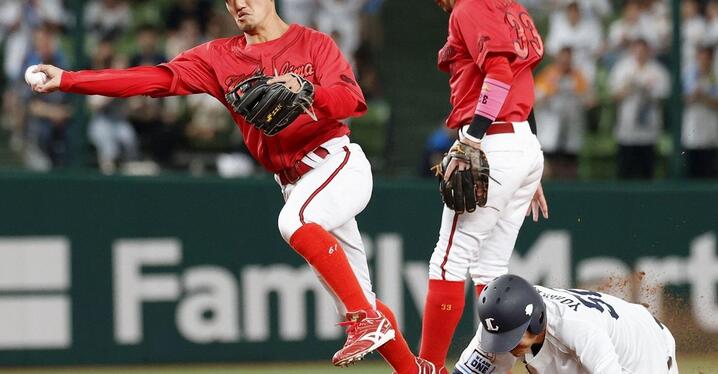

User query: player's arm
[32,64,175,97]
[310,35,367,120]
[32,42,221,98]
[460,53,514,145]
[441,54,514,181]
[450,6,517,145]
[452,328,515,374]
[559,319,627,374]
[439,9,518,179]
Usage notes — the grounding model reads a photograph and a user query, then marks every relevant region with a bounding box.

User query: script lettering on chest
[279,62,315,78]
[225,67,263,90]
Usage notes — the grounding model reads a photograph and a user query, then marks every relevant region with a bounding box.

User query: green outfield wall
[0,173,717,365]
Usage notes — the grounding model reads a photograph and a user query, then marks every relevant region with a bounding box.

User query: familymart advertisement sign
[1,230,717,365]
[0,176,716,364]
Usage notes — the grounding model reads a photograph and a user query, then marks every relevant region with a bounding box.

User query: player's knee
[428,260,466,281]
[428,261,443,280]
[277,207,301,243]
[471,265,508,285]
[472,272,502,286]
[428,246,468,281]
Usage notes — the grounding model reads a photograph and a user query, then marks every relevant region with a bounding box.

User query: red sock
[376,300,417,374]
[289,223,372,312]
[419,279,466,371]
[475,284,486,298]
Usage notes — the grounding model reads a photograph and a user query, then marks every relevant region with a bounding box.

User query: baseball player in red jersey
[30,1,434,372]
[419,1,549,373]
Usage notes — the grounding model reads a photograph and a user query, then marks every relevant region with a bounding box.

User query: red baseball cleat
[332,309,395,367]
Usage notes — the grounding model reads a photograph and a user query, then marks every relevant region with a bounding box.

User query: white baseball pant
[276,136,377,312]
[429,121,544,285]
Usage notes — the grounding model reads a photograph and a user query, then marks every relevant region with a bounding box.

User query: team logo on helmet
[485,318,499,332]
[525,304,534,316]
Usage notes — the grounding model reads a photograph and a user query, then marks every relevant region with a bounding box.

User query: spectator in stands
[609,38,670,180]
[640,0,671,52]
[682,0,707,75]
[349,50,391,170]
[22,24,71,170]
[421,124,456,178]
[161,17,204,168]
[316,0,366,63]
[165,17,203,59]
[84,0,131,46]
[572,0,612,22]
[279,0,319,27]
[205,11,238,40]
[1,0,65,82]
[704,0,718,71]
[521,0,611,23]
[607,1,660,61]
[683,45,718,179]
[185,95,236,152]
[126,23,178,169]
[87,37,138,174]
[706,0,718,42]
[126,94,183,169]
[166,0,214,35]
[545,1,603,83]
[535,47,592,179]
[360,0,385,53]
[183,92,254,176]
[129,24,166,67]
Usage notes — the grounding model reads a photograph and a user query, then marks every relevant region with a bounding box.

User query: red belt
[486,121,515,135]
[278,146,330,185]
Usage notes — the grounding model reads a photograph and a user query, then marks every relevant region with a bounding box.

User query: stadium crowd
[0,0,717,179]
[531,0,718,180]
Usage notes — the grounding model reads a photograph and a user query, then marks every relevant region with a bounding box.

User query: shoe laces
[338,319,359,332]
[337,311,374,345]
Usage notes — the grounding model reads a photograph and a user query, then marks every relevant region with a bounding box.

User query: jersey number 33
[506,11,544,60]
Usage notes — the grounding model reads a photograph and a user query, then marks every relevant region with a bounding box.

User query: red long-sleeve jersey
[438,0,544,128]
[60,24,367,173]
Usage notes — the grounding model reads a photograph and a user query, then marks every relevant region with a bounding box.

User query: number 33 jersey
[455,286,677,374]
[438,0,544,129]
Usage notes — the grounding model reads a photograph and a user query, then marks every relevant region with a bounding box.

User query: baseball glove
[225,72,314,136]
[432,141,492,214]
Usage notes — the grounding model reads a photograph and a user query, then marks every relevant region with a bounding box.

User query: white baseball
[24,65,48,86]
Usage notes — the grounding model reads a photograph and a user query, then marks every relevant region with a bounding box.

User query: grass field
[2,354,716,374]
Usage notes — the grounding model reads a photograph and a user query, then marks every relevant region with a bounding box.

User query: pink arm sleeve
[462,54,515,141]
[475,54,514,121]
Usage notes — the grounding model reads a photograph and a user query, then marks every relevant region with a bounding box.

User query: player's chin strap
[274,68,318,122]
